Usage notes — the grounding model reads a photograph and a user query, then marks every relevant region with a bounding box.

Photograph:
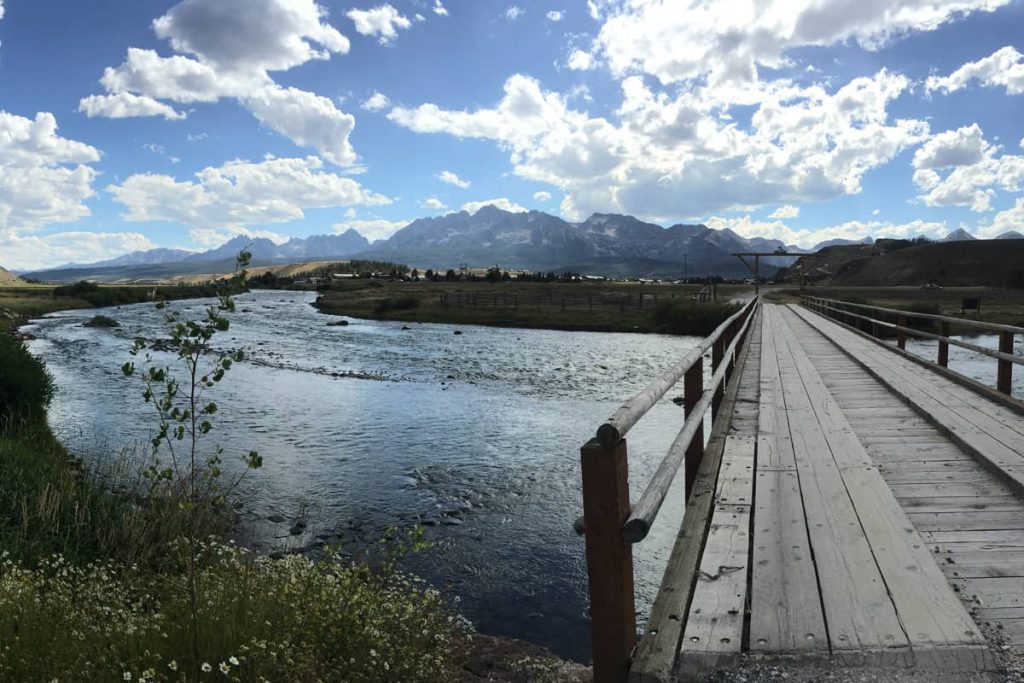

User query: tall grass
[649,300,742,336]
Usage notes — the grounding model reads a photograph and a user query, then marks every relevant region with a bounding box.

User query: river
[24,289,702,662]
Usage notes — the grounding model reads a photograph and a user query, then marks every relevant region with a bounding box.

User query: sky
[1,0,1024,270]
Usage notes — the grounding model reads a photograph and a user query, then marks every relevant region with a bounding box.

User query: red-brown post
[938,321,950,367]
[580,438,637,683]
[998,331,1014,395]
[684,357,705,501]
[712,334,725,419]
[897,316,907,350]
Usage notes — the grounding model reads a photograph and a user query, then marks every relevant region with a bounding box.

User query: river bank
[4,289,601,679]
[313,279,745,335]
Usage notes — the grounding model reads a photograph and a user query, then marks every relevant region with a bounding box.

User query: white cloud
[912,124,1024,212]
[0,111,100,240]
[1,231,158,272]
[547,10,563,21]
[80,0,358,164]
[707,215,945,249]
[421,197,447,210]
[78,92,186,121]
[188,226,288,248]
[0,1,5,21]
[461,198,527,214]
[505,6,524,20]
[437,170,470,188]
[769,205,799,219]
[361,91,391,111]
[346,4,412,45]
[107,156,390,228]
[332,218,409,241]
[592,0,1012,87]
[977,197,1024,238]
[587,1,600,20]
[244,86,357,166]
[433,0,448,16]
[533,190,552,202]
[567,49,596,71]
[390,70,927,221]
[926,46,1024,96]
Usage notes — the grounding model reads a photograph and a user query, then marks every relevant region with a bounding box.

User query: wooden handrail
[623,304,757,543]
[807,296,1024,335]
[802,295,1020,395]
[595,297,758,447]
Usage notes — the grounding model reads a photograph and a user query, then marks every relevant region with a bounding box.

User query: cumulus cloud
[976,197,1024,238]
[567,49,596,71]
[107,155,390,228]
[0,111,100,241]
[0,1,5,21]
[707,215,945,249]
[0,231,159,272]
[79,0,359,164]
[332,218,409,241]
[504,6,524,20]
[912,124,1024,212]
[437,170,470,188]
[421,197,447,210]
[533,190,552,202]
[926,46,1024,96]
[433,0,448,16]
[346,4,412,45]
[547,10,563,21]
[462,198,527,214]
[79,92,186,121]
[390,70,927,221]
[769,205,799,219]
[244,86,357,166]
[591,0,1012,87]
[361,91,391,111]
[188,226,289,248]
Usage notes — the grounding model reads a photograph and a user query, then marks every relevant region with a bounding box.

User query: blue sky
[1,0,1024,269]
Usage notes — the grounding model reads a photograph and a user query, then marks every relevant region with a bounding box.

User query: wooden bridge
[577,296,1024,682]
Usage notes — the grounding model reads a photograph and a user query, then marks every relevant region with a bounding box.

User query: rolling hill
[0,266,25,285]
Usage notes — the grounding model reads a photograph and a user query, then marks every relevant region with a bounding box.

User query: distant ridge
[0,265,25,285]
[942,228,977,242]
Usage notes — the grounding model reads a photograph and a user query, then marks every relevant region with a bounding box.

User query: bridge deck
[640,302,1024,679]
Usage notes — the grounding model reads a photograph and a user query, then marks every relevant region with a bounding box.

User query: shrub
[650,301,741,336]
[373,296,420,314]
[83,314,120,327]
[0,335,54,426]
[0,538,470,682]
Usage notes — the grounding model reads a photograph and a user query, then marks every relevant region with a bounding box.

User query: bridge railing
[801,295,1024,396]
[576,296,759,683]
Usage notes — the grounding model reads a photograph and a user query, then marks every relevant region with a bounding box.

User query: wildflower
[228,656,239,666]
[167,661,177,671]
[201,662,212,673]
[219,662,230,674]
[123,674,132,681]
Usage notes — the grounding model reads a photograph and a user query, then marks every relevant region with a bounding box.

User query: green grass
[316,280,747,335]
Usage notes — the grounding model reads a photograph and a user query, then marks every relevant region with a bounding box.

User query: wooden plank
[890,482,1011,498]
[925,529,1024,544]
[776,309,990,668]
[899,496,1024,513]
[678,511,750,670]
[749,470,828,657]
[630,307,760,683]
[908,511,1024,532]
[714,436,755,508]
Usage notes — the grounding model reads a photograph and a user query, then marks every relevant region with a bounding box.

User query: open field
[765,285,1024,329]
[313,279,750,335]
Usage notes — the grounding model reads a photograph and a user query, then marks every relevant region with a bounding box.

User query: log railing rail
[577,296,759,683]
[801,295,1023,396]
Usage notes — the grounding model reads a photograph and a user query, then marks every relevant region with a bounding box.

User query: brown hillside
[0,266,25,286]
[782,239,1024,288]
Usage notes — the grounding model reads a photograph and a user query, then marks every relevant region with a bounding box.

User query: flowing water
[903,333,1023,399]
[24,289,703,662]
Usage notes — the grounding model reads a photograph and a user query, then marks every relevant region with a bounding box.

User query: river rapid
[25,289,703,662]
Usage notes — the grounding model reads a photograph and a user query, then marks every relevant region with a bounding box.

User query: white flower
[219,662,231,674]
[167,661,177,671]
[228,656,239,666]
[123,674,132,681]
[201,662,212,673]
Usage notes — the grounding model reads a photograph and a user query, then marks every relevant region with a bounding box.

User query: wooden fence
[802,295,1023,397]
[575,296,759,682]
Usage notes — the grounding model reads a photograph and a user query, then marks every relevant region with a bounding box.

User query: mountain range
[17,205,1024,282]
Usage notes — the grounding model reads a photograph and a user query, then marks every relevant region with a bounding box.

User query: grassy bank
[765,285,1024,331]
[315,280,745,336]
[0,282,227,335]
[0,300,478,681]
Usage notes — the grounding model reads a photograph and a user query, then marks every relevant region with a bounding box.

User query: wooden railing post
[897,316,907,350]
[938,321,950,367]
[581,438,636,683]
[712,333,725,419]
[684,357,704,501]
[999,331,1014,395]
